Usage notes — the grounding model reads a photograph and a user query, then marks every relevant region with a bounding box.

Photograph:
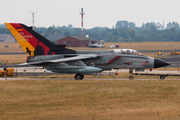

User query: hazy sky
[1,0,180,28]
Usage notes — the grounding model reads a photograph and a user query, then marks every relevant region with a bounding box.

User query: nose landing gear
[129,69,134,80]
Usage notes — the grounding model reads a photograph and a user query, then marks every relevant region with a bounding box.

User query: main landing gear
[160,75,166,80]
[129,76,134,80]
[129,69,134,80]
[74,74,84,80]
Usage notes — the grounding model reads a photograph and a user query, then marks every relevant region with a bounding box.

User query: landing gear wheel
[81,75,84,79]
[129,69,134,80]
[74,74,84,80]
[160,75,165,80]
[129,76,134,80]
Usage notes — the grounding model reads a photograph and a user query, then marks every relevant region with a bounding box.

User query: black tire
[75,74,83,80]
[160,75,165,80]
[81,75,84,79]
[129,76,134,80]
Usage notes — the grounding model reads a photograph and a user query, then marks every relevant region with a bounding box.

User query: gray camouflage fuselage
[27,49,159,74]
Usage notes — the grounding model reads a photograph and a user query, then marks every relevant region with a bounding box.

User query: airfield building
[0,34,15,43]
[57,36,95,47]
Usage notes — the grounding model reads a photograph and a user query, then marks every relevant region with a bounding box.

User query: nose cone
[154,58,170,68]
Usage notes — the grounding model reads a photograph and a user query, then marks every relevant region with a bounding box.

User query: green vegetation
[1,21,180,42]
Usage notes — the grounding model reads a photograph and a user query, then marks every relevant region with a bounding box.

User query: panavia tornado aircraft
[5,23,170,80]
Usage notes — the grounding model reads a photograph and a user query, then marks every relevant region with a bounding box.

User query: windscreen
[109,49,145,56]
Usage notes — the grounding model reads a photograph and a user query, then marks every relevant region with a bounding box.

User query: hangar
[0,34,15,43]
[57,36,91,47]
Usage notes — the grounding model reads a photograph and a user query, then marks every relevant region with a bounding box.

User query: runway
[1,77,180,81]
[160,55,180,67]
[0,54,180,80]
[0,66,180,80]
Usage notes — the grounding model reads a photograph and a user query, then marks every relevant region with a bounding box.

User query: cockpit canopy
[109,49,145,56]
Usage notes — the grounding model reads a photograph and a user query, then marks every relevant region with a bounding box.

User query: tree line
[0,20,180,42]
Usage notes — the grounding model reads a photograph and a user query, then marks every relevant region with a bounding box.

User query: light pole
[55,32,57,44]
[30,11,37,30]
[129,37,131,47]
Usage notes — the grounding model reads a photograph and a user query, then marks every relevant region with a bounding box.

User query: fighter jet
[5,23,170,80]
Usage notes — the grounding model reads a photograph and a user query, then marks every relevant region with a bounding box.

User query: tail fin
[5,23,76,56]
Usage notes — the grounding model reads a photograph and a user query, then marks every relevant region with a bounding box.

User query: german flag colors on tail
[5,23,35,56]
[5,23,76,56]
